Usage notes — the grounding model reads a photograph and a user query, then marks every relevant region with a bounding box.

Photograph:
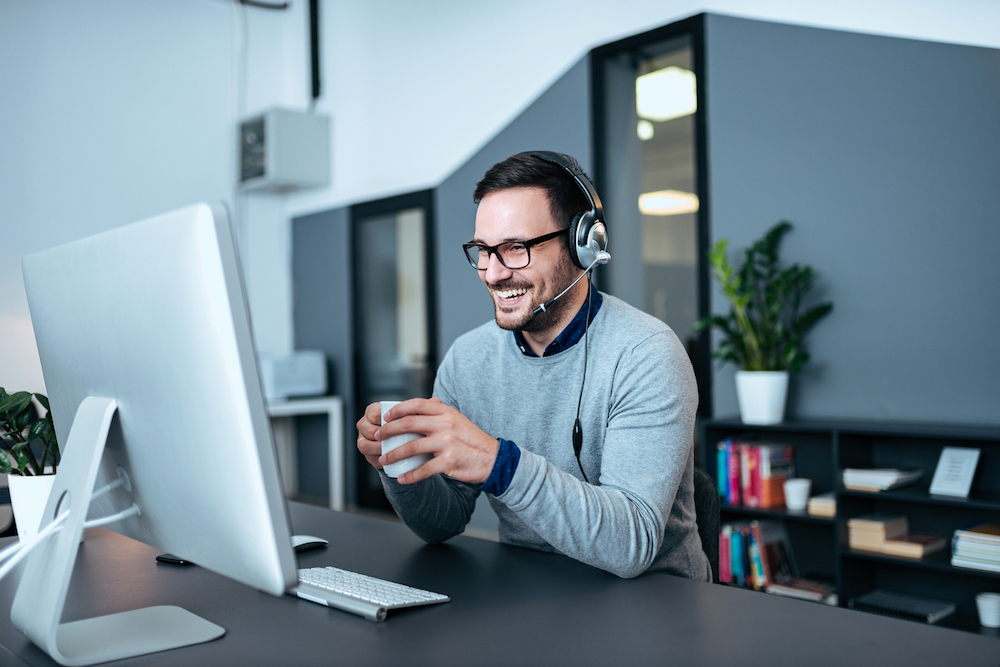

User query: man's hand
[356,401,385,470]
[356,397,500,485]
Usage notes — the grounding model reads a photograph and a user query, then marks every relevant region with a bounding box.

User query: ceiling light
[635,66,697,122]
[638,190,699,216]
[637,120,654,140]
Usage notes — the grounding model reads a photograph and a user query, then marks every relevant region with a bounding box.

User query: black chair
[692,467,720,583]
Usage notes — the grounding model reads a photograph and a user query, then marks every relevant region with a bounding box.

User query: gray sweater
[381,293,710,581]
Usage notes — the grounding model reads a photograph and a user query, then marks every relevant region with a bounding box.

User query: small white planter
[8,473,56,541]
[735,370,789,425]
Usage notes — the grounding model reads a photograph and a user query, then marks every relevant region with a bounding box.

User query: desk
[2,502,998,666]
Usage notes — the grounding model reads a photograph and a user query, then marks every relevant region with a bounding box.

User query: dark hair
[473,153,591,229]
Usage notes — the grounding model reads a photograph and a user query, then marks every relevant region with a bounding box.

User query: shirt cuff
[478,438,520,496]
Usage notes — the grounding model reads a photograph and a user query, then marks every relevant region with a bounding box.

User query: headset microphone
[532,251,611,316]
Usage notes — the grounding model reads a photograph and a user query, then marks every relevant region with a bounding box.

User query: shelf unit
[700,417,1000,636]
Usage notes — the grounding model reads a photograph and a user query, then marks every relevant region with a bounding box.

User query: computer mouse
[292,534,329,552]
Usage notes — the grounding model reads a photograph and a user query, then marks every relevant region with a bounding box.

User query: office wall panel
[434,57,594,358]
[292,207,356,503]
[704,14,1000,423]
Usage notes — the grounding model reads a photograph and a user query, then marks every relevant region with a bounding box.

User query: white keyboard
[295,566,449,622]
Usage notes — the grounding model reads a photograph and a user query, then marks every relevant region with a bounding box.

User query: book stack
[716,439,794,508]
[718,519,837,604]
[847,513,908,552]
[842,468,923,492]
[806,491,836,517]
[951,522,1000,573]
[848,589,955,624]
[847,513,947,559]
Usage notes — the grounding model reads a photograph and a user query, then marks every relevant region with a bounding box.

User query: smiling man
[356,152,710,581]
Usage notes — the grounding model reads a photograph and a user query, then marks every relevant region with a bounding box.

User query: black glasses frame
[462,229,565,270]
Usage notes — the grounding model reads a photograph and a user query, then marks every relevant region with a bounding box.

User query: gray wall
[292,207,356,504]
[434,56,594,357]
[704,14,1000,424]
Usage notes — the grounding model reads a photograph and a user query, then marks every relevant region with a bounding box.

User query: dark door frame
[589,13,713,417]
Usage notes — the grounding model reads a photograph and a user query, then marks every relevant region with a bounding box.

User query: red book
[728,442,741,506]
[719,525,732,583]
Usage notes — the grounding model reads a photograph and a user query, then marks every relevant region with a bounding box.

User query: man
[356,152,710,581]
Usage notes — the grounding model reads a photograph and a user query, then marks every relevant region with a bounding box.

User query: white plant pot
[8,473,56,541]
[735,370,789,425]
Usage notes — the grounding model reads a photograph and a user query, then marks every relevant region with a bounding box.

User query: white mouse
[291,534,329,552]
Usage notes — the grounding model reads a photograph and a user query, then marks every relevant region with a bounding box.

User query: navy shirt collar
[513,286,603,357]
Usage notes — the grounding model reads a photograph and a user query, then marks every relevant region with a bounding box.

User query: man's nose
[484,252,513,283]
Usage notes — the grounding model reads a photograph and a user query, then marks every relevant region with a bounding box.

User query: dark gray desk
[2,502,998,666]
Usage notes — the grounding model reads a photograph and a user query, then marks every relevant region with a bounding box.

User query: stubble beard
[490,253,581,334]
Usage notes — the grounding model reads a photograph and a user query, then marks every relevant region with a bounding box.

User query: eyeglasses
[462,229,565,270]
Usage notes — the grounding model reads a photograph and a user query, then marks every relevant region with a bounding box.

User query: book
[847,513,909,537]
[848,589,955,624]
[953,522,1000,546]
[716,441,729,501]
[741,443,756,507]
[848,513,909,551]
[950,555,1000,573]
[881,533,947,559]
[751,520,795,587]
[806,491,836,517]
[727,442,741,506]
[842,468,923,491]
[719,525,732,583]
[758,444,794,509]
[767,578,837,605]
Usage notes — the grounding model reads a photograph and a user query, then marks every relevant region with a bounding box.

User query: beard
[489,252,581,333]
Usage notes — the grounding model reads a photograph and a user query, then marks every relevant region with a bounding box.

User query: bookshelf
[701,418,1000,636]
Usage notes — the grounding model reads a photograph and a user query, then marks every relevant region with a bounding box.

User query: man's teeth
[497,288,528,300]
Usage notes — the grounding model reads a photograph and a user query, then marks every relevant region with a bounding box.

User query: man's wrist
[478,438,520,496]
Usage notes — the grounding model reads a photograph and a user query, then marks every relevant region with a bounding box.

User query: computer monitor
[15,203,297,665]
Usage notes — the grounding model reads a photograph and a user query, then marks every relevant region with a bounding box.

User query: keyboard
[294,566,449,622]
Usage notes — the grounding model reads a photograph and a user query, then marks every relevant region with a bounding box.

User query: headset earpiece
[516,150,609,270]
[567,211,588,269]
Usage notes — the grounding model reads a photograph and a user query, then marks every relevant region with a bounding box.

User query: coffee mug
[784,478,812,511]
[379,401,432,478]
[976,592,1000,628]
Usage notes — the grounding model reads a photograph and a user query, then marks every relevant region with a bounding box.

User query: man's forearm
[381,472,479,543]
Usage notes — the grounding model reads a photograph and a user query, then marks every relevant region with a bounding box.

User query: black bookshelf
[701,417,1000,635]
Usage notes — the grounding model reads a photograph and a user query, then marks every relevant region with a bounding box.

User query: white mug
[976,592,1000,628]
[784,478,812,511]
[379,401,432,479]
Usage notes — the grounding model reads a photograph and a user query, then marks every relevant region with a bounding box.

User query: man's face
[473,187,579,333]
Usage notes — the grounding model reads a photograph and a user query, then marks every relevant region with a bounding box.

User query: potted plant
[694,221,833,424]
[0,388,59,538]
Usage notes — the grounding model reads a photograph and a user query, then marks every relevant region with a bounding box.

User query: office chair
[692,467,720,583]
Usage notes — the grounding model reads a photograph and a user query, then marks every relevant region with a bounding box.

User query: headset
[516,150,611,483]
[516,150,609,270]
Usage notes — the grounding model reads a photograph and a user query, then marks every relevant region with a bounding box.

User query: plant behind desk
[694,220,832,372]
[0,388,59,476]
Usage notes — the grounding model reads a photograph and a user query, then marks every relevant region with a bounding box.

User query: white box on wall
[239,108,330,193]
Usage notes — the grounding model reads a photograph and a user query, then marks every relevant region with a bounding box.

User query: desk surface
[2,502,998,666]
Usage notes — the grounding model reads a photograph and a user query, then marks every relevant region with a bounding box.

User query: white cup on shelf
[976,592,1000,628]
[783,478,811,511]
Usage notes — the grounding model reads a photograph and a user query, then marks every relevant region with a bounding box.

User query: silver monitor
[15,203,297,665]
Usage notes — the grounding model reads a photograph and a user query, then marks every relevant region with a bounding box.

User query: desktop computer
[15,203,298,664]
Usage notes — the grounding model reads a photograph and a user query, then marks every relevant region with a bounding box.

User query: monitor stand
[10,397,225,666]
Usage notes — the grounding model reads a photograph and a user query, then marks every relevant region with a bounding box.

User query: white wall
[3,0,999,397]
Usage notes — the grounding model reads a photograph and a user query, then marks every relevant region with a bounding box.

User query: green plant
[693,221,833,372]
[0,388,58,476]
